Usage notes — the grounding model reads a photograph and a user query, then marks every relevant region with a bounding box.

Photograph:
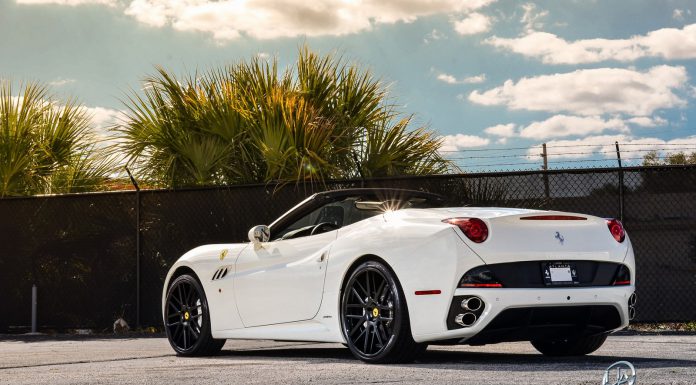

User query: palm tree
[0,81,112,197]
[116,47,452,187]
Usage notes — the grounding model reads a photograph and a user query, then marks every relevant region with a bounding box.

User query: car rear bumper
[412,286,634,343]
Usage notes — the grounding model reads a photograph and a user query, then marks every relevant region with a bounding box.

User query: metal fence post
[31,284,37,333]
[125,167,141,329]
[542,143,550,198]
[615,142,624,223]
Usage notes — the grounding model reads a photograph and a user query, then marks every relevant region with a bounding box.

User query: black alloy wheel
[340,261,427,363]
[165,274,225,356]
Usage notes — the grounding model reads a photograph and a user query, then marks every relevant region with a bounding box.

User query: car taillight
[606,218,625,243]
[459,266,503,288]
[613,264,631,285]
[443,217,488,243]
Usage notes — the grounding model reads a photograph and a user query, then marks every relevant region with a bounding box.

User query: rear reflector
[415,290,441,295]
[520,215,587,220]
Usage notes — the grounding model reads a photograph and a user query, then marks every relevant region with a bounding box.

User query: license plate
[542,262,578,286]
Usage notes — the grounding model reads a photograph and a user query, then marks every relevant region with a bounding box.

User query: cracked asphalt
[0,334,694,385]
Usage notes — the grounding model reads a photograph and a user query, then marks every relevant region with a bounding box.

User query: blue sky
[2,0,696,170]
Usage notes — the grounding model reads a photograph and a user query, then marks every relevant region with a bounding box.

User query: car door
[233,230,336,327]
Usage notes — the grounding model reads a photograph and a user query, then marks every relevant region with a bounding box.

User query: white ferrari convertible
[162,188,636,363]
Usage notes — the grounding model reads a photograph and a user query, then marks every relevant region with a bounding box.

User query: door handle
[317,253,326,263]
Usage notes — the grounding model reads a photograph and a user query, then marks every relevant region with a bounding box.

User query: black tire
[340,260,427,364]
[164,274,225,356]
[531,334,608,356]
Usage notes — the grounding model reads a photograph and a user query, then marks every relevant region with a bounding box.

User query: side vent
[212,267,229,281]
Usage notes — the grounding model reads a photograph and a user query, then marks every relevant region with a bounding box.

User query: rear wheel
[531,334,607,356]
[340,261,427,363]
[165,274,225,356]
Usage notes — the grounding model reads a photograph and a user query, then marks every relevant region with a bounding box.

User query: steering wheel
[310,222,340,236]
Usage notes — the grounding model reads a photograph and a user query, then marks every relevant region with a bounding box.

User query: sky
[2,0,696,171]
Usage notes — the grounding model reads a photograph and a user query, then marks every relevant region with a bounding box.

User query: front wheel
[340,261,427,363]
[164,274,225,356]
[531,334,607,356]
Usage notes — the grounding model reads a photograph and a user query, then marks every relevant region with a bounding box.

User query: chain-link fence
[1,165,694,332]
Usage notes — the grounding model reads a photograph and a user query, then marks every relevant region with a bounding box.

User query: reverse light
[606,218,625,243]
[443,217,488,243]
[613,264,631,286]
[459,266,503,288]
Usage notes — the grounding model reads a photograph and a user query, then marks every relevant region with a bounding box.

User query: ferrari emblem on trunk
[555,231,565,245]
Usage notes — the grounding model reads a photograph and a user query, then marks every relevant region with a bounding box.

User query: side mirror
[248,225,270,247]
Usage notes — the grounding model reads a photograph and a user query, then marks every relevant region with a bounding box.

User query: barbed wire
[441,143,696,153]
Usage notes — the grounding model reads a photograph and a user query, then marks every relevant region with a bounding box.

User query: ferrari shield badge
[219,249,229,261]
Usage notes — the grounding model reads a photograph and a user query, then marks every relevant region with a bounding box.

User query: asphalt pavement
[0,334,694,385]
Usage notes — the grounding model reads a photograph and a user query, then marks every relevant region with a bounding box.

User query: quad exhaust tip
[461,296,482,312]
[454,312,477,327]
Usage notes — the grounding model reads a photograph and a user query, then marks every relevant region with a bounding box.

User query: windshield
[273,195,444,240]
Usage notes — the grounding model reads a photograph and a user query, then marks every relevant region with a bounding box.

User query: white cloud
[673,9,691,21]
[16,0,117,6]
[626,116,668,127]
[486,23,696,64]
[424,28,446,44]
[484,123,516,137]
[49,78,76,87]
[85,106,119,129]
[520,3,548,32]
[469,65,689,116]
[453,12,492,35]
[519,115,628,140]
[83,106,121,147]
[116,0,497,41]
[440,134,490,152]
[437,73,486,84]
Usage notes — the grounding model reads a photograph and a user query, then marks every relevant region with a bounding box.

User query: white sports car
[162,188,636,363]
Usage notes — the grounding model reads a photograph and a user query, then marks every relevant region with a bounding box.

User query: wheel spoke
[188,324,199,339]
[375,280,386,301]
[172,324,182,344]
[354,280,369,299]
[371,323,382,350]
[351,288,365,304]
[177,285,186,309]
[183,325,188,349]
[185,285,195,306]
[377,322,390,344]
[363,322,370,353]
[365,271,371,300]
[171,292,183,309]
[349,318,365,336]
